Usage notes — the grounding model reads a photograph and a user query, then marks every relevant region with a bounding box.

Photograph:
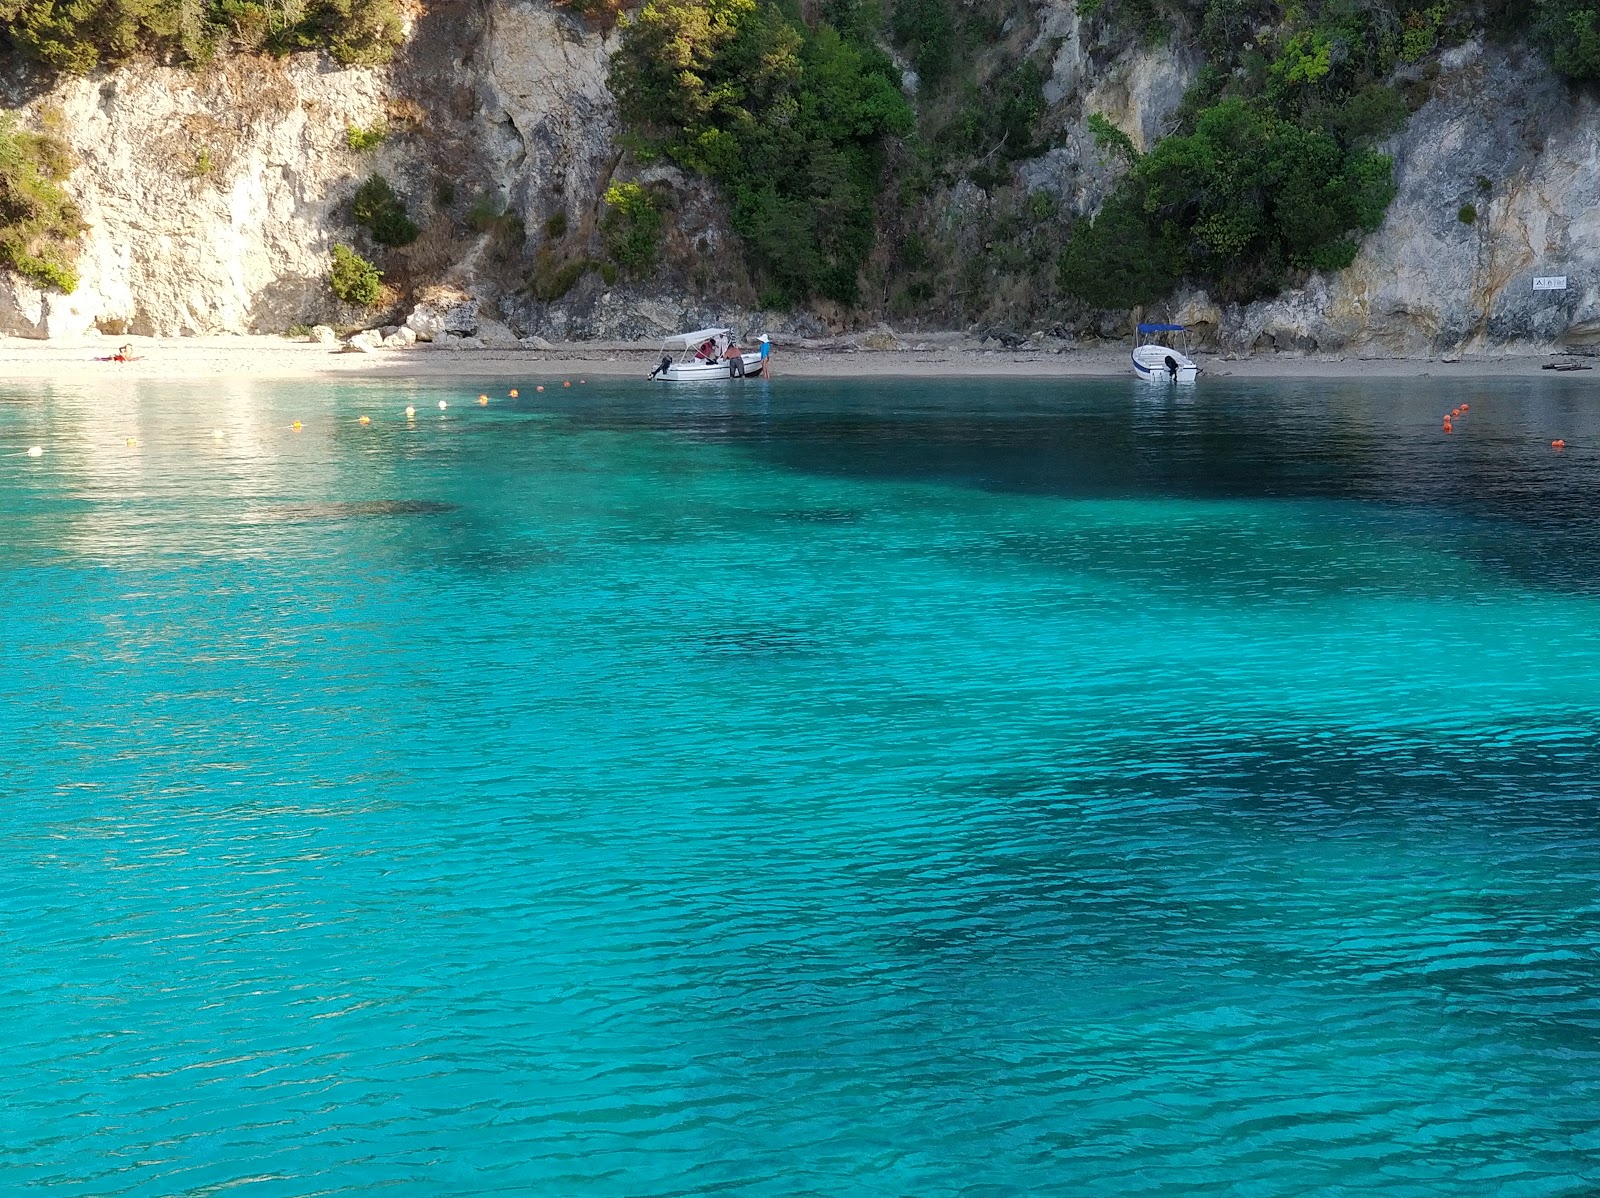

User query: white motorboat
[1132,323,1199,383]
[648,328,767,381]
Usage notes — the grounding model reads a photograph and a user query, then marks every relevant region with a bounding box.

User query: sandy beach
[0,333,1584,383]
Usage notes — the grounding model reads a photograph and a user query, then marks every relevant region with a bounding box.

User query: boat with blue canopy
[1132,323,1199,383]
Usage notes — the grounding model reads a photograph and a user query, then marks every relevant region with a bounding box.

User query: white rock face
[1186,44,1600,354]
[406,289,479,339]
[0,55,389,338]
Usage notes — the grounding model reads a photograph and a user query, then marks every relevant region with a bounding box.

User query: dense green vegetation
[329,243,381,304]
[609,0,912,305]
[601,182,663,273]
[352,174,419,247]
[0,114,82,292]
[0,0,402,72]
[1056,0,1428,307]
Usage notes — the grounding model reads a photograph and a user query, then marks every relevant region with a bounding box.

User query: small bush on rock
[0,115,84,293]
[601,182,662,272]
[329,243,382,305]
[345,123,388,152]
[352,174,419,247]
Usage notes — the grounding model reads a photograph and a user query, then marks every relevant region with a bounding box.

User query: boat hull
[1132,344,1199,383]
[652,353,767,381]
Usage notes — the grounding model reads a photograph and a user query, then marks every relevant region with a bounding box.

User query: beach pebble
[310,325,337,345]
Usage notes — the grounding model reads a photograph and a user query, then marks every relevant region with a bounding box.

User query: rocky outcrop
[0,54,390,337]
[1,4,1597,353]
[1154,42,1600,356]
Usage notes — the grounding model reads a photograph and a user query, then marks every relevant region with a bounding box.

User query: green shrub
[1087,113,1139,164]
[433,179,457,209]
[529,250,589,301]
[611,0,912,305]
[543,210,569,238]
[1536,0,1600,77]
[1060,99,1394,307]
[1058,195,1182,309]
[601,182,663,271]
[1331,85,1410,144]
[1458,202,1477,224]
[329,243,382,305]
[889,0,955,85]
[345,123,388,152]
[0,0,403,73]
[189,147,216,178]
[352,174,419,247]
[0,115,84,293]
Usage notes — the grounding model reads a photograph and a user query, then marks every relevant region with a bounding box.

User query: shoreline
[0,334,1586,383]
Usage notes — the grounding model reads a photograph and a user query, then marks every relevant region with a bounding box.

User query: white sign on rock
[1533,276,1569,291]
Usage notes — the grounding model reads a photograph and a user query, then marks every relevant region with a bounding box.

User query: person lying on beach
[96,343,141,363]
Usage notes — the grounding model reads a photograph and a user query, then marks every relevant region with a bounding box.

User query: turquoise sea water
[4,374,1600,1196]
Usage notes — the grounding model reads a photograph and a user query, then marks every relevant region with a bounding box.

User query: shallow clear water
[4,375,1600,1196]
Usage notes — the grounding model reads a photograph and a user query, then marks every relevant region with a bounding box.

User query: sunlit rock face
[1153,43,1600,356]
[0,55,390,338]
[0,9,1596,351]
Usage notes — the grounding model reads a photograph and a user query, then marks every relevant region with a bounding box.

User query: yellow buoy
[126,437,137,447]
[478,396,488,406]
[359,415,371,425]
[26,445,43,457]
[405,406,416,418]
[509,389,519,398]
[292,421,303,431]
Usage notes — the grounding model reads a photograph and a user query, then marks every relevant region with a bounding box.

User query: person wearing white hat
[757,333,771,377]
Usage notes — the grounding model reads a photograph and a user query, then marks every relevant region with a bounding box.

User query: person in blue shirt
[757,334,771,377]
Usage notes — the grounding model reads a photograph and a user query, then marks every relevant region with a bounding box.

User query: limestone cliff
[1169,42,1600,356]
[0,2,1596,354]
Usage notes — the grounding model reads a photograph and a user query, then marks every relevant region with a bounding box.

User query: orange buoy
[536,385,544,391]
[509,389,519,398]
[1451,407,1462,417]
[359,415,371,425]
[563,380,571,388]
[1553,439,1566,450]
[1443,421,1453,434]
[1459,404,1469,412]
[478,396,488,406]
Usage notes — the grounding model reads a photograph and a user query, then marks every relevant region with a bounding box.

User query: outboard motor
[1165,354,1178,381]
[649,354,672,379]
